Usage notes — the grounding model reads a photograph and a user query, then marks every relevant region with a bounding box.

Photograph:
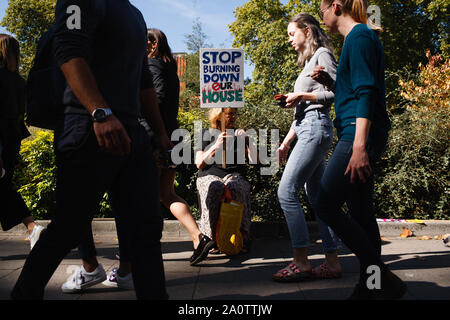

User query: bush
[14,131,56,220]
[374,52,449,220]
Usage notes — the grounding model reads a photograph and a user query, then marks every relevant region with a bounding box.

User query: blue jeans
[11,114,167,300]
[278,110,340,252]
[315,137,388,282]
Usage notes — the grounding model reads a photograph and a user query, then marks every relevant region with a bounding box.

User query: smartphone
[273,94,288,108]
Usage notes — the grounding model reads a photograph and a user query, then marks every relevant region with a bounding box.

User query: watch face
[93,109,107,121]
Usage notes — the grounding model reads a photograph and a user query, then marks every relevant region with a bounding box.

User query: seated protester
[195,108,253,257]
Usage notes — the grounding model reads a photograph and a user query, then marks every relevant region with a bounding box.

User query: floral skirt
[196,173,251,240]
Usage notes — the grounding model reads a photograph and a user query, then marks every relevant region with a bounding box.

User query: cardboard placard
[200,48,244,109]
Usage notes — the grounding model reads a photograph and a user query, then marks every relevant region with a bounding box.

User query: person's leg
[11,115,118,299]
[305,160,342,274]
[77,224,99,272]
[315,140,384,285]
[0,140,32,232]
[159,167,202,249]
[277,115,333,272]
[111,194,132,277]
[109,123,167,300]
[196,175,226,240]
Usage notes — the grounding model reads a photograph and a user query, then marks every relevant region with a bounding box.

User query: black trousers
[0,138,30,231]
[316,138,388,284]
[11,114,167,300]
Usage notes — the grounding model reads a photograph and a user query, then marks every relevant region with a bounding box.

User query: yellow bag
[215,187,244,256]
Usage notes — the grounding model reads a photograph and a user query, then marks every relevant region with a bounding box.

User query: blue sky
[1,0,280,77]
[0,0,249,51]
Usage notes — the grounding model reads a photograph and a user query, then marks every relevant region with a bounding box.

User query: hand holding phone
[273,94,288,108]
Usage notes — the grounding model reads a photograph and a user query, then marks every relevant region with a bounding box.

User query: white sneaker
[61,264,107,293]
[102,268,134,290]
[28,225,45,250]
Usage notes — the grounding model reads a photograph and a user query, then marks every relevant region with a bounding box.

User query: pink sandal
[311,263,342,279]
[272,262,312,283]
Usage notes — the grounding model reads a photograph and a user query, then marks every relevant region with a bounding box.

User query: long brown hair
[0,34,20,73]
[322,0,383,33]
[289,13,332,68]
[147,28,177,71]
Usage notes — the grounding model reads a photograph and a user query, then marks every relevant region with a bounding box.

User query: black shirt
[148,57,179,136]
[0,67,29,147]
[198,128,247,179]
[53,0,153,117]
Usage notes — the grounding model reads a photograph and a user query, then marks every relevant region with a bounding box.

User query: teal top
[334,24,390,145]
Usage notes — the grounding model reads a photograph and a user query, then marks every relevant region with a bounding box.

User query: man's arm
[60,58,131,156]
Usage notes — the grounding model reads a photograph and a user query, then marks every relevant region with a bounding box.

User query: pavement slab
[0,232,449,301]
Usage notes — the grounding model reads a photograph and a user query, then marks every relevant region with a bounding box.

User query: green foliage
[374,54,450,220]
[229,1,449,221]
[1,0,56,76]
[229,0,449,110]
[13,131,56,219]
[179,19,213,110]
[172,108,209,220]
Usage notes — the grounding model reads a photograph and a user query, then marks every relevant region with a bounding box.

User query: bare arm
[195,132,228,169]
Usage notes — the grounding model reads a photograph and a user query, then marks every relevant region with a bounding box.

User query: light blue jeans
[278,110,340,252]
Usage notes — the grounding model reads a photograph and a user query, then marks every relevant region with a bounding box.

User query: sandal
[272,262,313,283]
[311,263,342,279]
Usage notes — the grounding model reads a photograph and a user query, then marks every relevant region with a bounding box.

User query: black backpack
[26,25,66,130]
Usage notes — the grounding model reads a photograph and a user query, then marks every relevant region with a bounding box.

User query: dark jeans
[11,114,167,300]
[315,138,387,283]
[0,139,30,231]
[78,211,131,262]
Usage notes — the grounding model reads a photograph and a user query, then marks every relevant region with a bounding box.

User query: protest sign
[200,48,244,109]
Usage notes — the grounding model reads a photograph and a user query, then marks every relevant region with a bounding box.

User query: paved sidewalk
[1,221,449,300]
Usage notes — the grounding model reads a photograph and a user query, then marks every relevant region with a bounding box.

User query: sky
[0,0,276,77]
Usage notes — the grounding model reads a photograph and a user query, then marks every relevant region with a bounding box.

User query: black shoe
[190,235,215,266]
[347,283,374,300]
[372,268,407,300]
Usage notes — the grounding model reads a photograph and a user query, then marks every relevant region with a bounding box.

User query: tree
[184,17,212,53]
[180,19,212,110]
[1,0,56,76]
[229,0,449,112]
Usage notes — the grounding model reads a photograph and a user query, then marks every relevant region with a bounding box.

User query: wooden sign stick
[221,108,226,169]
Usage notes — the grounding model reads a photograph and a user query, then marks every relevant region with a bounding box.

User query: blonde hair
[324,0,383,33]
[0,34,20,73]
[289,13,332,68]
[208,108,236,129]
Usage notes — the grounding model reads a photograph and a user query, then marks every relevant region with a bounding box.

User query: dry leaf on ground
[400,227,414,238]
[417,236,431,240]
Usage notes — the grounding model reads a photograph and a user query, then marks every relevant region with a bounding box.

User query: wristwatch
[92,108,113,122]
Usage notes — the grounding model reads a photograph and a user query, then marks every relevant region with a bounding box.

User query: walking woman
[144,28,215,266]
[313,0,406,299]
[272,14,342,282]
[0,34,44,249]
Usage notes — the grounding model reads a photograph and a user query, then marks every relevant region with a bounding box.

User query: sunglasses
[318,2,334,20]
